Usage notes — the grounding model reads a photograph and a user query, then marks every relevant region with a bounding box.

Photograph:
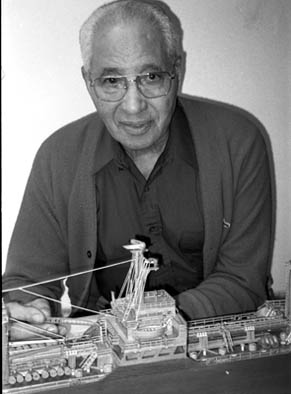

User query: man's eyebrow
[100,68,123,76]
[99,64,164,77]
[140,64,164,73]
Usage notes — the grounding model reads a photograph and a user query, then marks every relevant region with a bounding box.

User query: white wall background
[2,0,291,294]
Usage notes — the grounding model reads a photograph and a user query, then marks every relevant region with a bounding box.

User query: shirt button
[87,250,92,258]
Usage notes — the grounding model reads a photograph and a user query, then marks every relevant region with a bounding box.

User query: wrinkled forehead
[89,19,170,74]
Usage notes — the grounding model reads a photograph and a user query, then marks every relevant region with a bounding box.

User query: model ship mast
[113,239,158,321]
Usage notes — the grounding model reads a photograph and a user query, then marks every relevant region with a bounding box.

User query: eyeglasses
[88,71,176,102]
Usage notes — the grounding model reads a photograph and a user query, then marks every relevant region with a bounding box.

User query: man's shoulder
[36,112,104,160]
[179,96,269,151]
[179,95,265,141]
[178,95,269,163]
[46,112,102,145]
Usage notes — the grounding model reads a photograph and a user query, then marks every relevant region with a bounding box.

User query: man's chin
[122,140,153,153]
[118,133,155,152]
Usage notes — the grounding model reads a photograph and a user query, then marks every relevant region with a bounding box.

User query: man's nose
[120,81,147,114]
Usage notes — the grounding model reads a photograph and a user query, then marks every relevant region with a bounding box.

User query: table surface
[40,353,290,394]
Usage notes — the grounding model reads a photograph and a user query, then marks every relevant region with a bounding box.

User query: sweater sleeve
[3,141,69,315]
[176,126,273,319]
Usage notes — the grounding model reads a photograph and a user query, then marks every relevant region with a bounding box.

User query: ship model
[2,240,291,393]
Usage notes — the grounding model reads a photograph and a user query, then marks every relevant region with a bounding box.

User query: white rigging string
[2,258,133,293]
[21,288,112,317]
[9,317,65,340]
[3,258,132,325]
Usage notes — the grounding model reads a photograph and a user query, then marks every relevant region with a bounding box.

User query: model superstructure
[2,243,291,393]
[108,240,187,364]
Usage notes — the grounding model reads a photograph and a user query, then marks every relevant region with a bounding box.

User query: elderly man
[3,0,273,337]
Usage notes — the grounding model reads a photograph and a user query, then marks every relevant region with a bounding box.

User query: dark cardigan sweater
[4,96,273,319]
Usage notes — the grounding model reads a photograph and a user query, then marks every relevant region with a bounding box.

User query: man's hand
[6,298,66,340]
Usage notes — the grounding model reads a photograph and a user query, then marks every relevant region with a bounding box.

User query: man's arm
[3,140,69,315]
[176,125,272,319]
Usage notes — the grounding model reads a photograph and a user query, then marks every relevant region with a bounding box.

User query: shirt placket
[140,180,175,289]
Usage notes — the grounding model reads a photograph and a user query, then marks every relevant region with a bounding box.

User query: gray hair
[79,0,183,72]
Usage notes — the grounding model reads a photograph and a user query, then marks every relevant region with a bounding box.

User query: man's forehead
[95,16,157,38]
[90,20,169,71]
[94,20,161,49]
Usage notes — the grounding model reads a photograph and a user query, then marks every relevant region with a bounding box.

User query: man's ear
[81,66,86,79]
[81,66,93,96]
[174,56,182,73]
[81,66,89,85]
[174,53,186,93]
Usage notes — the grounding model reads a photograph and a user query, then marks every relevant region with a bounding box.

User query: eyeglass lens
[92,72,173,101]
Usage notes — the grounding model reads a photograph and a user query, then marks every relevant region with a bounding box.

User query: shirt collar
[92,98,197,174]
[91,125,115,174]
[166,100,198,170]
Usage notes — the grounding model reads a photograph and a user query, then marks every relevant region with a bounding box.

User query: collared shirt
[95,108,204,303]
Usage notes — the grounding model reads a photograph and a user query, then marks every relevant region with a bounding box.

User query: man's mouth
[119,120,152,134]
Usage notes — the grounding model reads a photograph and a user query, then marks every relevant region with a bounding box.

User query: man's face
[85,20,179,152]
